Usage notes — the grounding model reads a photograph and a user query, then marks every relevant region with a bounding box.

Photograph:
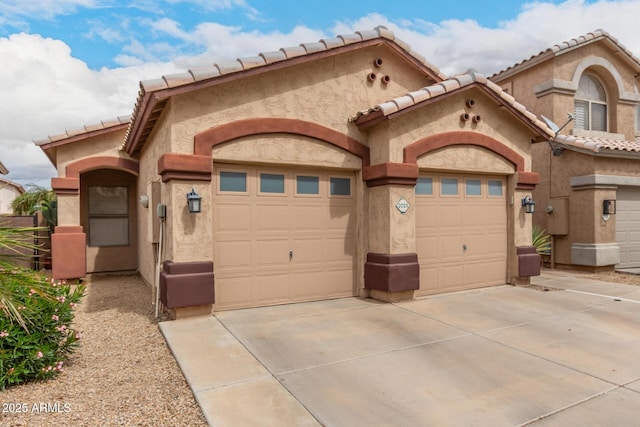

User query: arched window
[574,74,607,132]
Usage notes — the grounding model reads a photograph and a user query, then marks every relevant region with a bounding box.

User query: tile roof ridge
[34,115,131,146]
[492,29,640,80]
[554,133,640,154]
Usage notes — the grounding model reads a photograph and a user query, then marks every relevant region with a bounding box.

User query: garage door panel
[292,238,324,264]
[216,240,252,269]
[216,276,252,308]
[439,205,463,227]
[215,204,251,232]
[616,188,640,268]
[256,239,290,267]
[256,205,290,231]
[416,174,506,296]
[213,164,355,310]
[257,274,290,303]
[292,205,324,231]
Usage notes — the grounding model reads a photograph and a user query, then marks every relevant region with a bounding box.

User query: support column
[363,163,419,302]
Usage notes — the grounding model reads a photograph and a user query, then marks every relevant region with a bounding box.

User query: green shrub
[0,268,85,390]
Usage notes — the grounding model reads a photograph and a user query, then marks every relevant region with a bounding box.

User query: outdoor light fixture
[521,195,536,214]
[187,188,201,213]
[602,199,616,222]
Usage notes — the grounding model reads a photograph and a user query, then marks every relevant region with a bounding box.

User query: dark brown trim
[364,253,420,292]
[51,226,86,280]
[66,156,139,178]
[363,162,419,187]
[159,260,215,309]
[404,131,525,172]
[158,153,213,182]
[51,177,80,195]
[194,118,370,166]
[516,246,541,277]
[515,171,541,190]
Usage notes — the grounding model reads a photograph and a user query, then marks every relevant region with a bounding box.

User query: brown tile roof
[0,177,25,194]
[33,115,131,147]
[122,26,448,155]
[352,70,556,139]
[491,29,640,81]
[0,161,7,175]
[555,134,640,156]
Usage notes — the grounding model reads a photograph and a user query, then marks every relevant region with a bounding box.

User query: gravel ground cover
[1,274,207,427]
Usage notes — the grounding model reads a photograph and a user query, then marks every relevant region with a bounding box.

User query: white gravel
[1,274,208,426]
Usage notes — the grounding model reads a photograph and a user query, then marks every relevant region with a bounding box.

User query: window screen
[88,186,128,247]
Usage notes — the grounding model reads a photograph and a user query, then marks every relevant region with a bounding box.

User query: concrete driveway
[160,273,640,426]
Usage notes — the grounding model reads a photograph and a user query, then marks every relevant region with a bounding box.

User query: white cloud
[0,33,179,187]
[165,0,262,20]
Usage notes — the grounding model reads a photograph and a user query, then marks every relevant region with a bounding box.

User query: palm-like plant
[532,224,552,256]
[11,185,55,216]
[0,221,51,332]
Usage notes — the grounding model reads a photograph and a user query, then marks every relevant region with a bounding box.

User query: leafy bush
[0,268,85,390]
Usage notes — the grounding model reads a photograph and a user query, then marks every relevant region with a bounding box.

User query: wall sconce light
[187,188,201,213]
[521,195,536,214]
[139,195,149,208]
[602,199,616,222]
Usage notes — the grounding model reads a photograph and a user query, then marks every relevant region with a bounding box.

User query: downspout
[154,214,165,319]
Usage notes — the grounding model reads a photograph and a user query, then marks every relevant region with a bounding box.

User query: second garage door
[212,164,356,310]
[415,174,507,296]
[616,187,640,268]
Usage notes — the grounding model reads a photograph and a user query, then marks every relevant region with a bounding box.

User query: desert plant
[532,224,552,256]
[11,185,54,216]
[0,270,84,389]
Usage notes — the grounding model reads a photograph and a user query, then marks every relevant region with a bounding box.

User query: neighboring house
[0,162,25,214]
[37,27,553,317]
[492,30,640,271]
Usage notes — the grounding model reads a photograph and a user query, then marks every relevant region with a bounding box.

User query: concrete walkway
[160,272,640,426]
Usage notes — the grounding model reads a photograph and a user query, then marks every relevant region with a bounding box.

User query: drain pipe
[154,212,166,319]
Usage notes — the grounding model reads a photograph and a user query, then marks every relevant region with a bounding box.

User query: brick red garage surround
[193,118,371,165]
[403,131,539,190]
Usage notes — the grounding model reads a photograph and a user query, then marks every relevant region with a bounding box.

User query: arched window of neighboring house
[574,74,607,132]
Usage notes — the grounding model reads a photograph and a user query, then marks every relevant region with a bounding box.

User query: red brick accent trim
[65,156,139,178]
[515,171,540,190]
[52,226,86,280]
[193,118,370,166]
[403,131,525,172]
[51,177,80,195]
[363,162,419,187]
[158,153,213,182]
[364,253,420,292]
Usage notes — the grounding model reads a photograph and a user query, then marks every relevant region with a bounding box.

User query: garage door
[415,174,507,296]
[212,164,355,310]
[616,188,640,268]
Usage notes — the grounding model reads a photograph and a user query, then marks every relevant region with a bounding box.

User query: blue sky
[0,0,636,188]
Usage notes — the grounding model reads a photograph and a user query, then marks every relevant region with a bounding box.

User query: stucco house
[36,27,554,316]
[492,30,640,271]
[0,162,25,214]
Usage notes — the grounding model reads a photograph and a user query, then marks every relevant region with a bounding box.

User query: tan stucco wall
[417,145,515,174]
[168,44,434,155]
[212,134,361,170]
[55,129,131,176]
[137,105,174,286]
[0,184,22,214]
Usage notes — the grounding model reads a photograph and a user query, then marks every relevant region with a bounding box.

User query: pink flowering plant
[0,268,84,389]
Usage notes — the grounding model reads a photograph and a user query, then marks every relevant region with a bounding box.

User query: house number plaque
[395,197,410,214]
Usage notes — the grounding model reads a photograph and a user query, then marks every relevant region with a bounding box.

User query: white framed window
[295,175,320,196]
[415,177,433,195]
[574,74,607,132]
[219,171,247,193]
[88,186,129,247]
[440,178,459,196]
[329,177,351,197]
